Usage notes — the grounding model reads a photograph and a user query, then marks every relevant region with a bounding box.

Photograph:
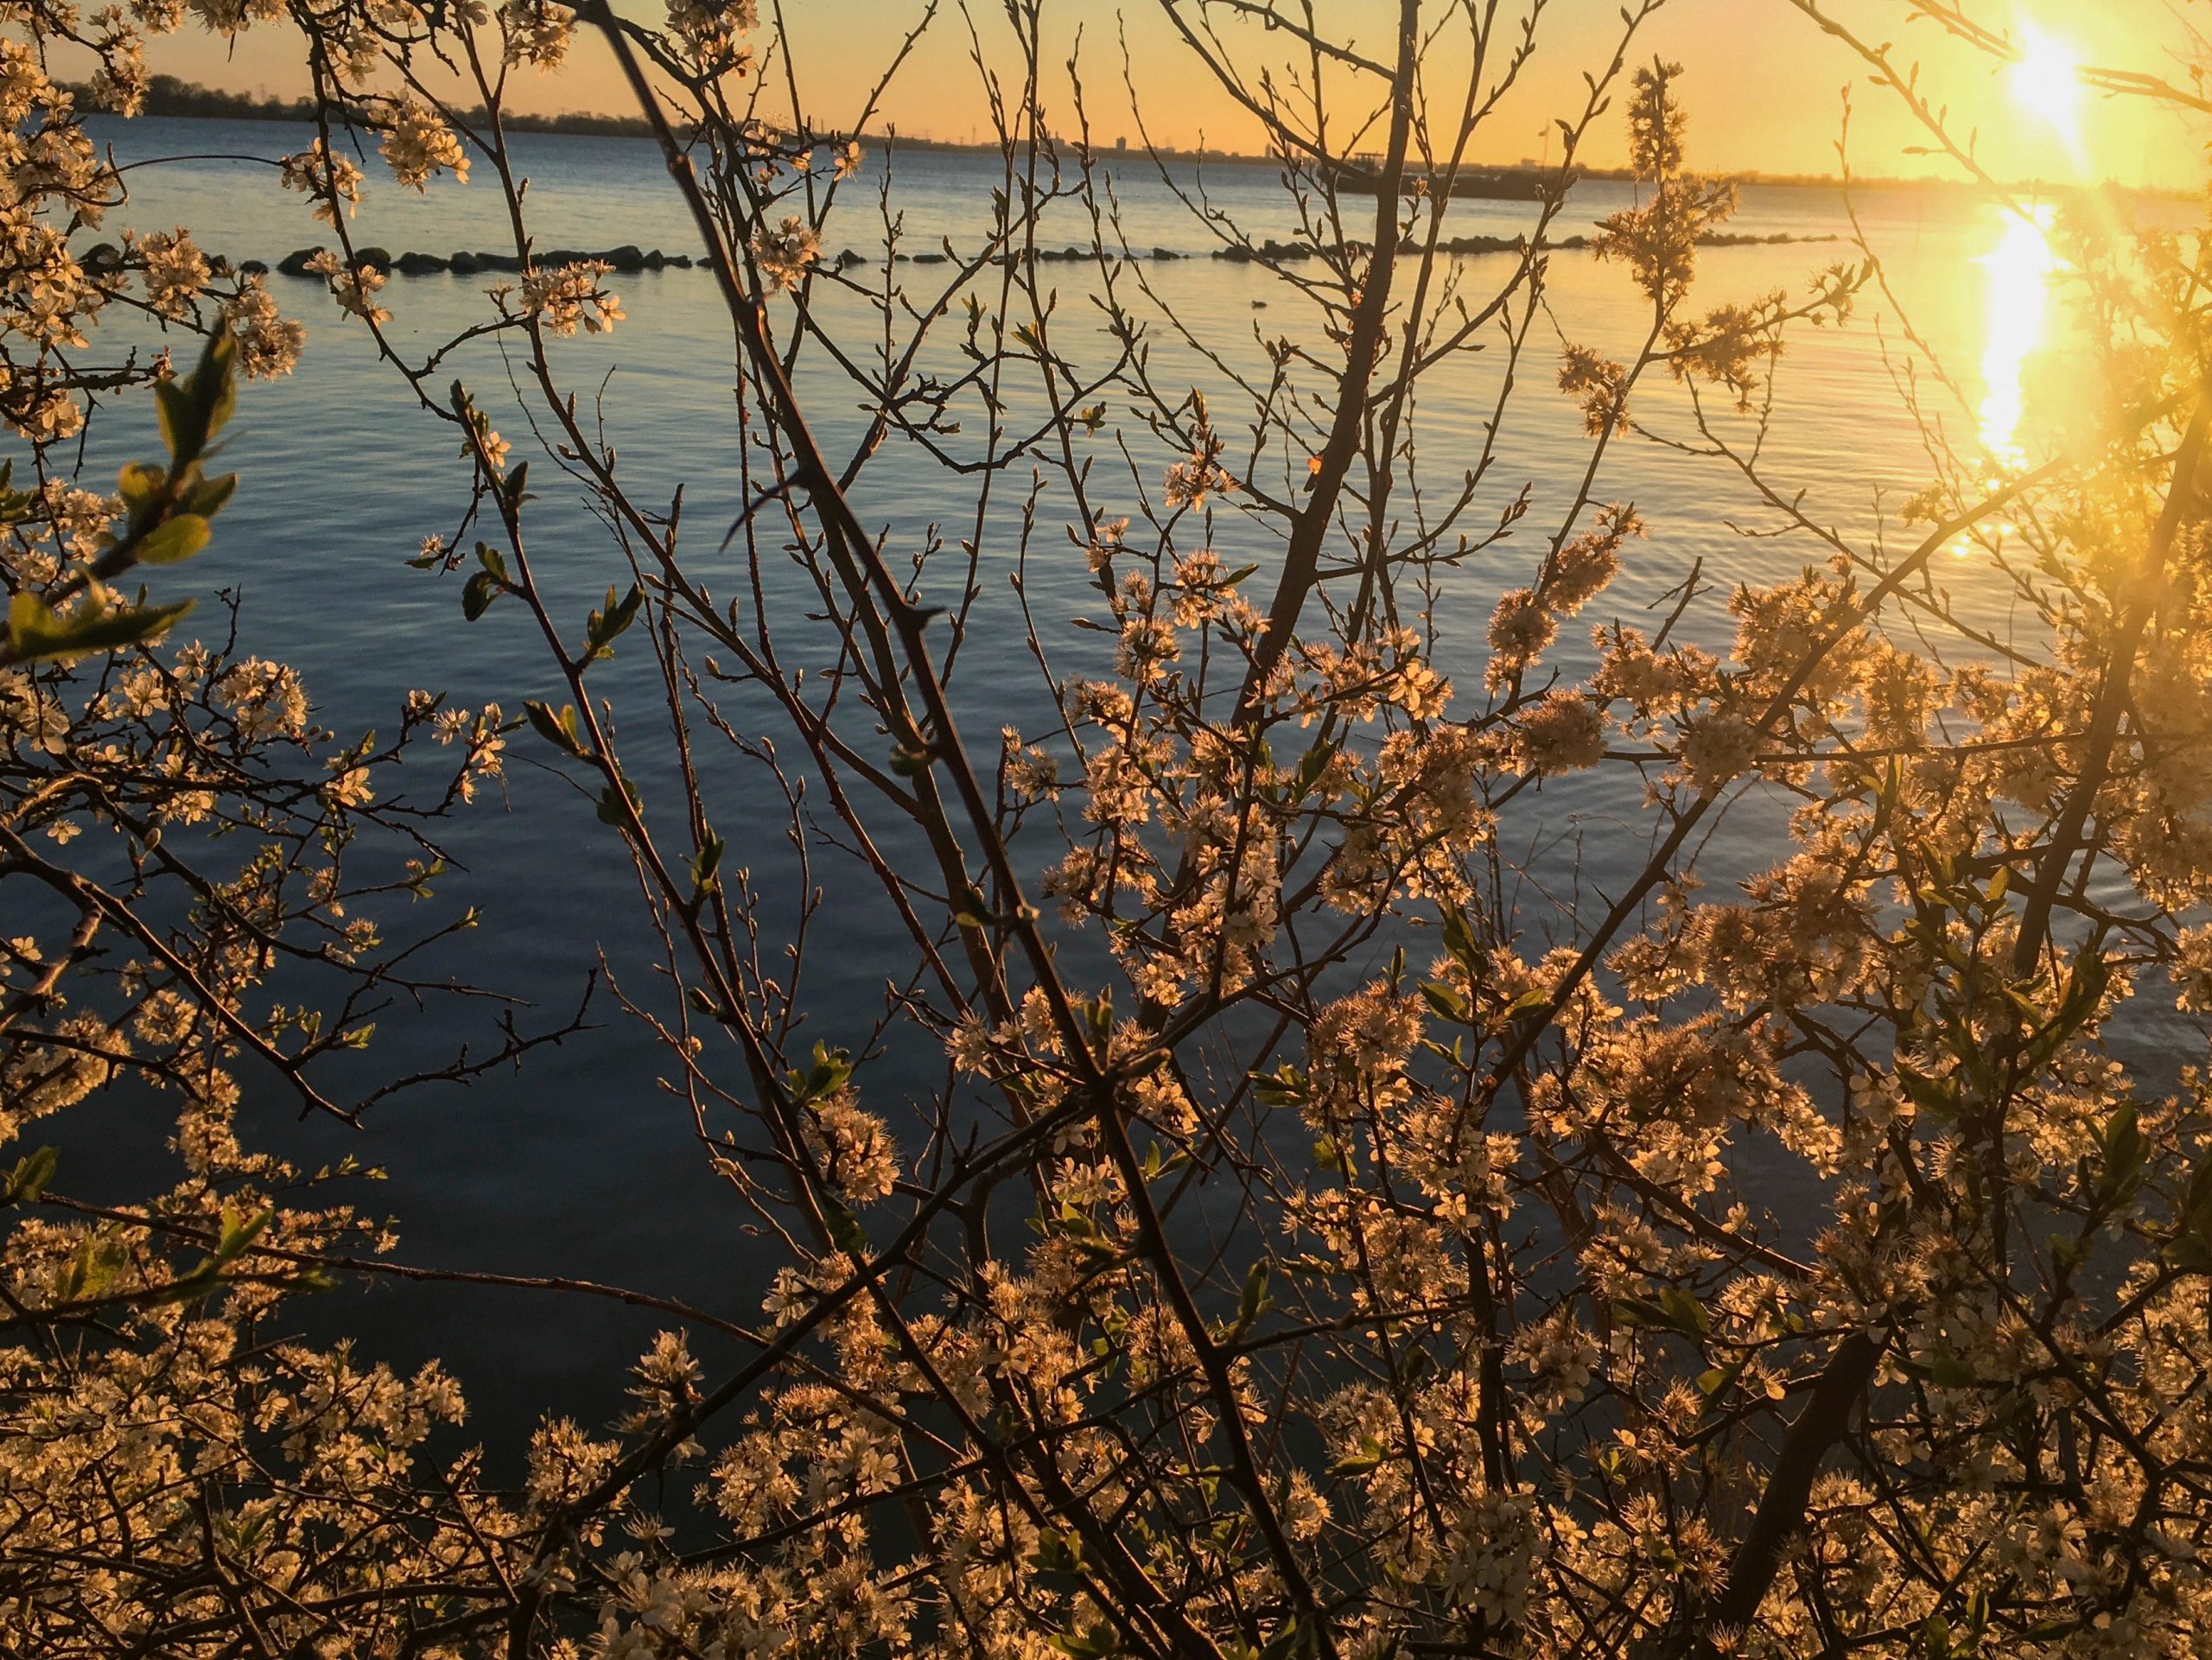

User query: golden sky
[145,0,2205,189]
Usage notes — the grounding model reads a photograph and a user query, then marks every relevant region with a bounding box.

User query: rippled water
[53,116,2120,1435]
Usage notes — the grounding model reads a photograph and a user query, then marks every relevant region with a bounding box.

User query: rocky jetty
[273,245,703,277]
[247,229,1837,282]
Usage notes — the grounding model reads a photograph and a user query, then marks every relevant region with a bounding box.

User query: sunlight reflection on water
[1977,204,2063,467]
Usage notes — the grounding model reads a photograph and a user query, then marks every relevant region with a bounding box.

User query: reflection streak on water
[1977,205,2063,467]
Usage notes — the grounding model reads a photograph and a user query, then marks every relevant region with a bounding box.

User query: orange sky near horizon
[137,0,2205,190]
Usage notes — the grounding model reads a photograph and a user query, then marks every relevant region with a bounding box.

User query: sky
[139,0,2207,189]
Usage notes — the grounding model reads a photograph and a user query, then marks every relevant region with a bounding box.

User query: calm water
[52,118,2135,1441]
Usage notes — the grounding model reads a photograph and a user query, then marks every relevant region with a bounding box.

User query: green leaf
[1614,1288,1710,1339]
[135,513,211,566]
[1050,1624,1119,1660]
[155,331,238,466]
[1924,1352,1976,1389]
[117,461,166,513]
[1660,1286,1712,1335]
[461,569,501,621]
[689,831,726,900]
[1419,979,1470,1025]
[2049,1232,2086,1277]
[153,379,193,462]
[1294,737,1340,797]
[8,592,194,664]
[1230,1258,1270,1339]
[524,699,586,756]
[1696,1361,1744,1402]
[1440,906,1481,971]
[1329,1434,1386,1478]
[1029,1529,1082,1574]
[594,773,640,826]
[3,1147,58,1204]
[2098,1102,2146,1205]
[149,1265,224,1307]
[181,472,238,519]
[213,1204,270,1264]
[1896,1063,1959,1123]
[585,582,645,661]
[687,985,735,1027]
[786,1044,855,1108]
[821,1194,870,1256]
[195,336,239,442]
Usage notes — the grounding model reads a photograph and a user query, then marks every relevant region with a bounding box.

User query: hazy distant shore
[78,75,2179,200]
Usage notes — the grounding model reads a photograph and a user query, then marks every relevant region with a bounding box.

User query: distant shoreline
[81,76,2182,201]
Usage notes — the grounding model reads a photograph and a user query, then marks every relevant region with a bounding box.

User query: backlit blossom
[748,215,817,290]
[137,226,207,319]
[521,260,623,334]
[499,0,574,67]
[279,138,365,225]
[380,98,468,191]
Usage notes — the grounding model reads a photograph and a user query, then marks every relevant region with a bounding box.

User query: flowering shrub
[10,1,2212,1658]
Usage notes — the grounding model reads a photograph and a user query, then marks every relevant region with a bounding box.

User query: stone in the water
[667,253,694,268]
[238,259,269,277]
[448,251,480,275]
[396,251,448,275]
[277,247,327,277]
[353,246,392,271]
[600,245,646,271]
[82,242,122,270]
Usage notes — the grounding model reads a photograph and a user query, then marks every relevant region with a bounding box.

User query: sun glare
[2008,22,2085,151]
[1978,205,2063,467]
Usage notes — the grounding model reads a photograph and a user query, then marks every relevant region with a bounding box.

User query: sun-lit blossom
[380,98,468,191]
[747,215,818,290]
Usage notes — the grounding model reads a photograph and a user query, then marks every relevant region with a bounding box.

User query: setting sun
[2009,21,2086,149]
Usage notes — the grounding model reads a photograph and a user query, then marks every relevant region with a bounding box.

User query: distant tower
[1116,137,1128,151]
